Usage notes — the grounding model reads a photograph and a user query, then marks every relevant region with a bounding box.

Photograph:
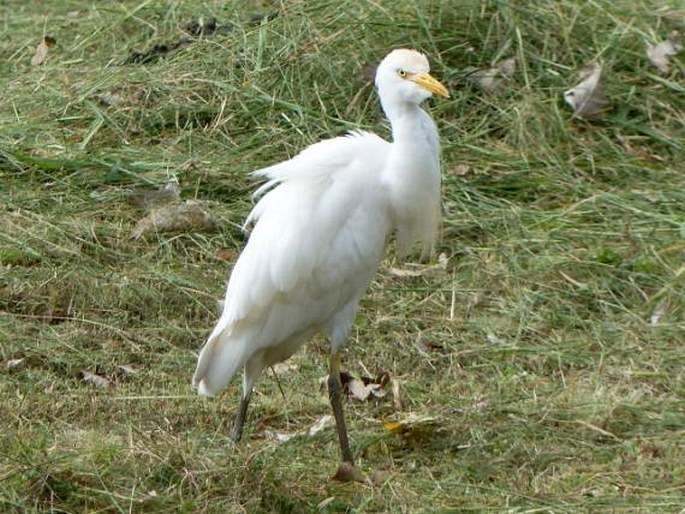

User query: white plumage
[192,49,448,464]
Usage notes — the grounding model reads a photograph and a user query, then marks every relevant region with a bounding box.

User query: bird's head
[375,49,449,105]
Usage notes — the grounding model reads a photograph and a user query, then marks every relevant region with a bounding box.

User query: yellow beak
[409,72,450,98]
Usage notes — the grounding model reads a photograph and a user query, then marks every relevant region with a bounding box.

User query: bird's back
[193,132,392,395]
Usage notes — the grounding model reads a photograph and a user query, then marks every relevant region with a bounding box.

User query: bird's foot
[331,462,366,483]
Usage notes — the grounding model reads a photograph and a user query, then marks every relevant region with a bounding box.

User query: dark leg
[327,352,354,464]
[231,391,251,442]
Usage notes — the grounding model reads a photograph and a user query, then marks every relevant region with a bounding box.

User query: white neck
[382,98,439,164]
[380,97,442,258]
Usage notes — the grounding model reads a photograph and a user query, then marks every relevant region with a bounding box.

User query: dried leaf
[214,248,236,262]
[563,63,610,120]
[94,92,124,107]
[131,200,219,239]
[307,415,333,436]
[116,364,137,377]
[271,362,299,376]
[345,371,390,401]
[647,32,682,74]
[391,379,403,410]
[452,164,474,177]
[331,462,366,483]
[498,57,516,76]
[389,267,425,278]
[79,370,111,388]
[389,256,447,278]
[383,414,438,434]
[472,399,489,412]
[322,370,390,401]
[383,420,403,432]
[264,430,297,442]
[468,57,516,93]
[485,333,507,346]
[347,377,382,401]
[317,497,336,510]
[95,86,147,108]
[131,181,181,211]
[264,415,333,443]
[31,36,56,66]
[7,358,25,370]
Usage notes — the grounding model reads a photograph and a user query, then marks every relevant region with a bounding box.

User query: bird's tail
[192,326,246,397]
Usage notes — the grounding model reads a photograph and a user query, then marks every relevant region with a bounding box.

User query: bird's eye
[397,69,407,78]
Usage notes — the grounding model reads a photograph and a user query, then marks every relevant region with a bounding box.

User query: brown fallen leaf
[307,414,333,436]
[389,252,447,277]
[6,358,25,370]
[131,200,219,239]
[323,371,390,401]
[347,377,384,401]
[214,248,237,262]
[391,378,403,410]
[647,31,682,74]
[563,62,610,119]
[94,91,124,107]
[415,334,446,357]
[317,497,336,510]
[116,364,137,377]
[95,85,148,109]
[347,372,389,401]
[486,333,507,346]
[383,413,438,435]
[383,413,454,445]
[31,36,56,66]
[452,164,474,177]
[331,462,366,483]
[264,430,297,443]
[263,415,333,442]
[130,181,181,211]
[79,370,111,388]
[467,57,516,93]
[388,267,426,278]
[271,362,299,376]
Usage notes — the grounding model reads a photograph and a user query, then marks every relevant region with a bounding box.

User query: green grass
[2,0,684,511]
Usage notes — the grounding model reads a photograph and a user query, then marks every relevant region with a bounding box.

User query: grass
[2,0,684,511]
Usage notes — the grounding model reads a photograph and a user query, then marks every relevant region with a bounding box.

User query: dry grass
[2,0,684,512]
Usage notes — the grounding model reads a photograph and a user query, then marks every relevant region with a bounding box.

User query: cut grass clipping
[2,0,684,512]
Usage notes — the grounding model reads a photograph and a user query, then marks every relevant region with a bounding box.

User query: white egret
[193,49,448,464]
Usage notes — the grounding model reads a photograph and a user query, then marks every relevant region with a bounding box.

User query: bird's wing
[212,130,391,336]
[232,130,389,314]
[249,130,386,199]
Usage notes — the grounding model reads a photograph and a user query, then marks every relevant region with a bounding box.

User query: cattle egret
[193,49,448,464]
